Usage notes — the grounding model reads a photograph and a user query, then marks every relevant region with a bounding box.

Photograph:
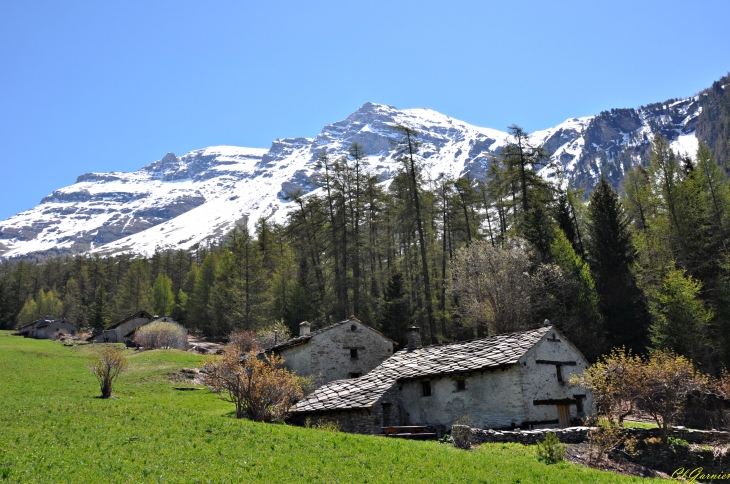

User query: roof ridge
[292,325,552,414]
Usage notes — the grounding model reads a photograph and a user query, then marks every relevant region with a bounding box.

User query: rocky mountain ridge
[1,74,728,259]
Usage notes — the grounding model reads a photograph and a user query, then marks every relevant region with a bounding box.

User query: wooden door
[557,404,570,428]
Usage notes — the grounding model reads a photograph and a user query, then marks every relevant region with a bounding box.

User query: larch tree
[392,124,437,343]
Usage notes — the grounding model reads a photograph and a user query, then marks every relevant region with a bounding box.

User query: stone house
[291,325,593,434]
[89,310,153,345]
[266,317,396,385]
[17,318,78,339]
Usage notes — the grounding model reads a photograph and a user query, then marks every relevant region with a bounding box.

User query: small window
[456,378,466,391]
[350,348,358,359]
[351,324,357,332]
[349,372,361,378]
[556,365,563,383]
[422,381,432,397]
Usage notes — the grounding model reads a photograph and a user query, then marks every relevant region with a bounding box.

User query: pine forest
[2,125,729,376]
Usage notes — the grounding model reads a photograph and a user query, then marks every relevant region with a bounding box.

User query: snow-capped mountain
[0,103,513,259]
[1,74,728,260]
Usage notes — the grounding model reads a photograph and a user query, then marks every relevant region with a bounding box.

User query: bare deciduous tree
[202,348,302,421]
[227,330,260,354]
[449,239,557,335]
[572,348,710,443]
[88,345,128,398]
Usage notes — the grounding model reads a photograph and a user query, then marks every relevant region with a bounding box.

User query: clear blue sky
[1,0,729,221]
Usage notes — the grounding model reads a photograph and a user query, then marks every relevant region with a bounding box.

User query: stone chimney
[407,326,422,350]
[299,321,311,337]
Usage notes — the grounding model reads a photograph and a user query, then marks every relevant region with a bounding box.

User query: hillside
[0,332,654,483]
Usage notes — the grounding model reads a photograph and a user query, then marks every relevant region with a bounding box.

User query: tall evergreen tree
[151,274,175,317]
[89,285,111,331]
[586,176,649,352]
[393,125,437,343]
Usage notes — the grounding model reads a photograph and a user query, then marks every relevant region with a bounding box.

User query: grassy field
[0,331,658,483]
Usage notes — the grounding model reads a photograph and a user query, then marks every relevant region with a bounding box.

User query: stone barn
[291,325,593,434]
[89,310,153,345]
[17,318,78,339]
[266,317,396,385]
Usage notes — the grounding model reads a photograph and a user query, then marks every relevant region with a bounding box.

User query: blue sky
[1,0,729,221]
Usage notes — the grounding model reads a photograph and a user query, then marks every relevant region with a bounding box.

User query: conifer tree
[151,274,175,317]
[379,271,412,345]
[114,259,152,319]
[62,278,84,326]
[89,285,111,331]
[649,269,715,371]
[586,177,649,352]
[392,125,437,343]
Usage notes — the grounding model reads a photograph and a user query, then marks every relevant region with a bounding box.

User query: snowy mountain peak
[2,75,726,261]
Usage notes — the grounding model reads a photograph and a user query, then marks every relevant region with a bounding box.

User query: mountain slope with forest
[1,74,728,260]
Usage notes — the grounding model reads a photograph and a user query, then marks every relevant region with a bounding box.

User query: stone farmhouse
[266,317,396,385]
[89,312,188,349]
[17,317,79,340]
[291,325,593,434]
[88,310,153,345]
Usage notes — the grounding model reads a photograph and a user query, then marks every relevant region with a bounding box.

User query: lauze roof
[268,317,395,352]
[291,326,552,413]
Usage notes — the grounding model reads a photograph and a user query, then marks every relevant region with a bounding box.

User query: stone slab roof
[267,317,395,352]
[106,310,154,330]
[36,318,72,329]
[291,326,551,413]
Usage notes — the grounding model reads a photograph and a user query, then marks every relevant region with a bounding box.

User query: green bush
[667,436,689,448]
[536,432,566,464]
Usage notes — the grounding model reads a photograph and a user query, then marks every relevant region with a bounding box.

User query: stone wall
[295,408,383,434]
[519,330,593,424]
[455,425,730,446]
[309,320,394,384]
[278,342,311,378]
[457,425,592,445]
[612,446,730,477]
[400,366,526,429]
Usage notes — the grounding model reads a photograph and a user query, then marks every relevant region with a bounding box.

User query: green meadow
[0,331,656,483]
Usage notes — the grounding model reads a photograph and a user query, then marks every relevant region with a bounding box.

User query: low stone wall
[630,428,730,445]
[613,445,730,477]
[454,425,730,446]
[457,425,591,445]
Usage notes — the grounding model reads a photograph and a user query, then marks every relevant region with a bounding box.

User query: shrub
[227,330,260,354]
[586,419,638,464]
[202,349,302,421]
[304,417,340,432]
[668,437,689,448]
[451,425,472,450]
[88,345,128,398]
[568,347,640,426]
[134,321,187,350]
[571,348,710,443]
[536,432,566,464]
[633,350,709,443]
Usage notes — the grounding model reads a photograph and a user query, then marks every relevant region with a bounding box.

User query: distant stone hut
[265,317,396,385]
[17,317,78,340]
[88,310,153,345]
[291,326,593,434]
